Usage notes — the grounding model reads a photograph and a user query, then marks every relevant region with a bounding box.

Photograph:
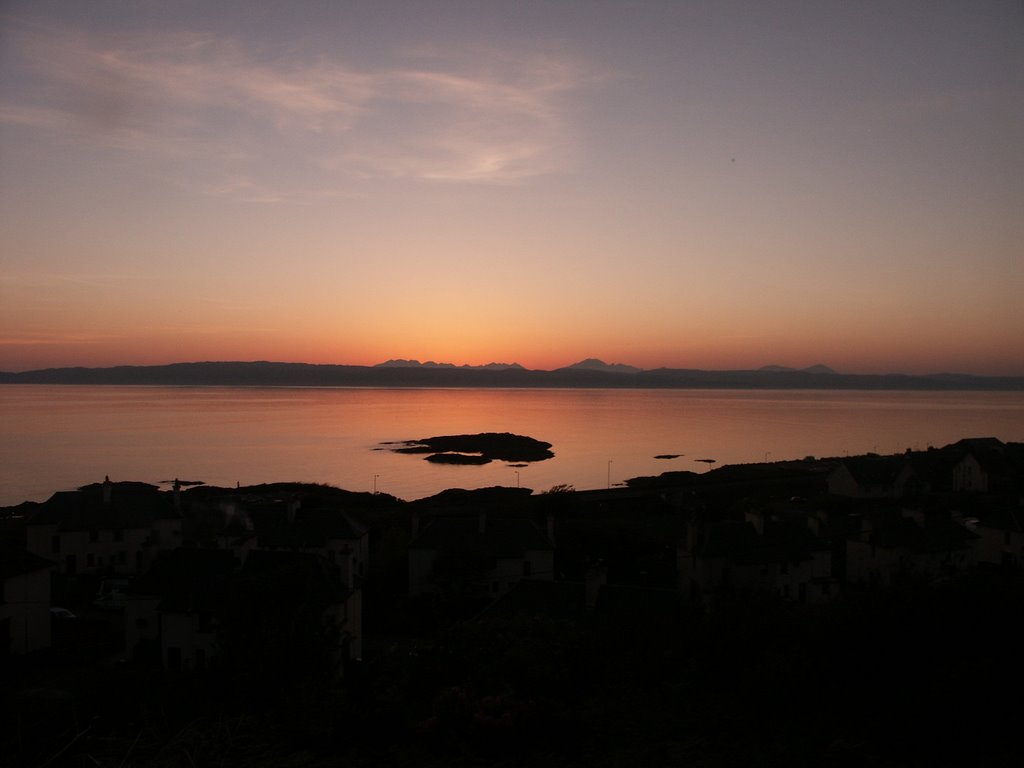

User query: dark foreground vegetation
[5,569,1022,767]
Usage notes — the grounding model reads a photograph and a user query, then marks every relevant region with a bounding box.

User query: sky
[1,1,1021,376]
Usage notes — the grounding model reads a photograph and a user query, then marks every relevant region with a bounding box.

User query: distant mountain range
[375,359,525,371]
[759,364,837,375]
[2,359,1022,390]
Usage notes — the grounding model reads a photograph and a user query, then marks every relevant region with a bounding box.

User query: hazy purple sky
[1,1,1021,374]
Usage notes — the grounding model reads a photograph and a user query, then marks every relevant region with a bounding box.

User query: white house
[25,478,182,577]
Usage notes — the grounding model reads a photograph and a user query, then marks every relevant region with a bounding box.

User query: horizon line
[3,357,1024,380]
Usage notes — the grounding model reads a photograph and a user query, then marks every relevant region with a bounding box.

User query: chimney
[102,475,112,507]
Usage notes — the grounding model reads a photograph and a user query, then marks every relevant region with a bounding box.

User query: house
[125,548,237,672]
[678,508,836,607]
[247,499,369,589]
[971,507,1024,567]
[845,509,977,587]
[126,547,362,674]
[827,456,926,499]
[409,512,554,600]
[1,548,53,656]
[25,478,182,577]
[950,439,1024,494]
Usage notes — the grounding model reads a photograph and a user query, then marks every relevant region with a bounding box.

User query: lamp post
[373,474,379,494]
[607,460,613,489]
[514,470,520,488]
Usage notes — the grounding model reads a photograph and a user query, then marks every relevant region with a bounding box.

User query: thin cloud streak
[2,22,594,193]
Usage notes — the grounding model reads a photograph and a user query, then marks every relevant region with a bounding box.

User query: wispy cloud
[1,21,595,195]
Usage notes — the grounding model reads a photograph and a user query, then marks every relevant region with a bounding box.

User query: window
[86,553,95,567]
[118,551,127,565]
[523,560,532,577]
[113,529,124,543]
[89,529,99,544]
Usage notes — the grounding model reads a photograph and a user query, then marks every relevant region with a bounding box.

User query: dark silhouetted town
[3,437,1024,765]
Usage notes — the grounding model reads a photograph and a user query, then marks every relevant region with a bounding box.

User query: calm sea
[2,385,1023,506]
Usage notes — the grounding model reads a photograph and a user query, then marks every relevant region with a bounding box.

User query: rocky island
[385,431,554,465]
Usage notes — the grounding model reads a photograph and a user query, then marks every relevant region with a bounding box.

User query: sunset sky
[1,1,1021,375]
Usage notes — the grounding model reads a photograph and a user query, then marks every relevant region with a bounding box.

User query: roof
[950,437,1005,453]
[247,502,367,549]
[835,456,908,488]
[410,515,553,558]
[29,480,178,531]
[0,547,54,580]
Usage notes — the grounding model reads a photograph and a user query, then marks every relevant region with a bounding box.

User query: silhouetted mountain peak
[477,362,525,371]
[561,358,642,374]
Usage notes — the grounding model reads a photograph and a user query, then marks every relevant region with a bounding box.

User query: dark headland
[2,359,1023,389]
